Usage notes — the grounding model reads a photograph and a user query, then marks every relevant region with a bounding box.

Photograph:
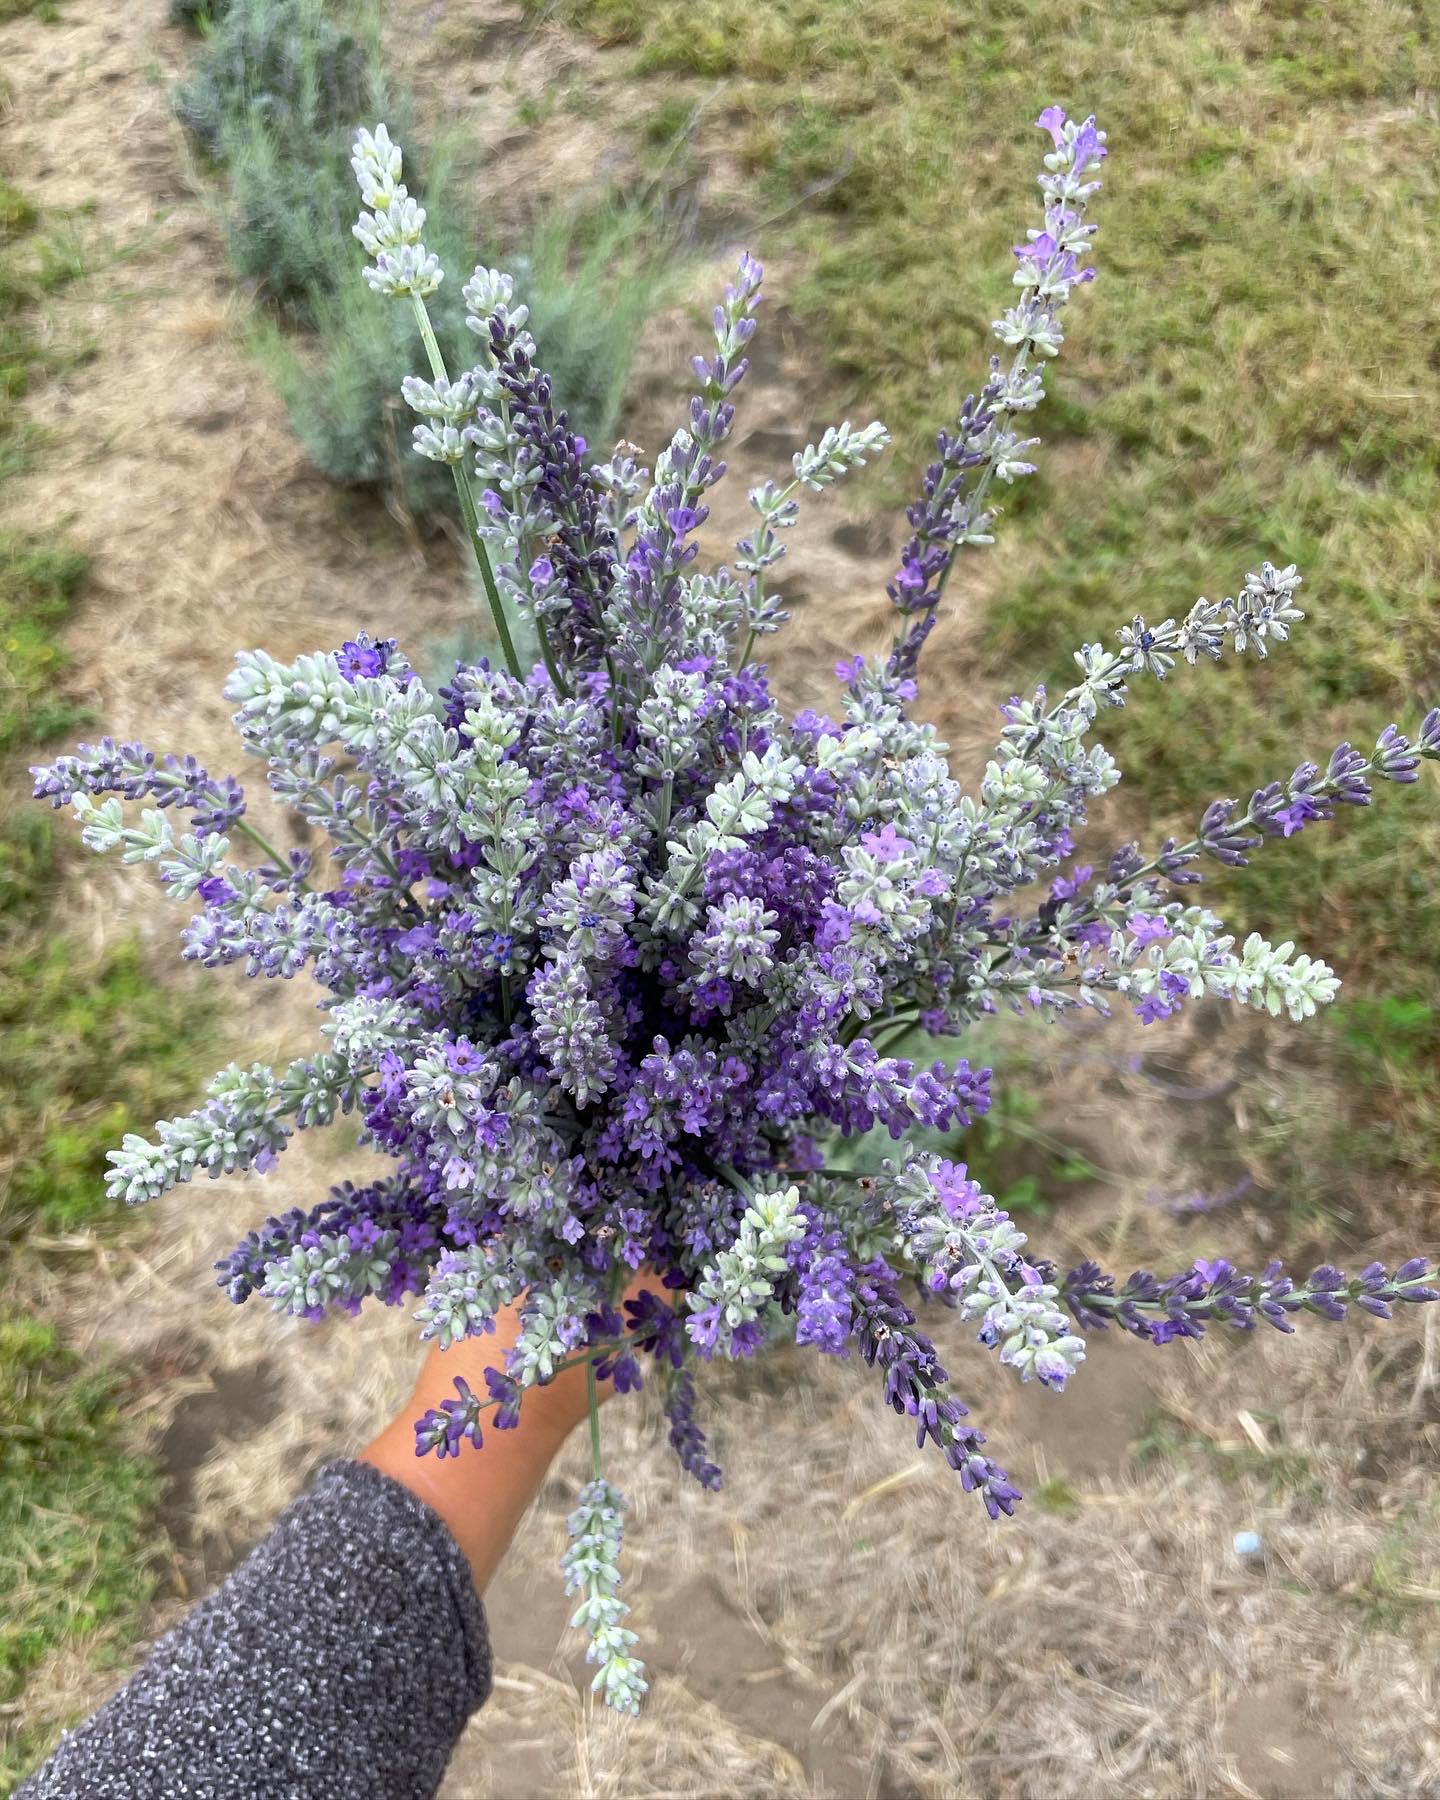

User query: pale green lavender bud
[1071,641,1135,704]
[413,423,466,463]
[273,1053,359,1129]
[993,302,1065,355]
[687,1182,805,1355]
[634,667,707,780]
[561,1480,647,1716]
[226,650,358,745]
[323,995,425,1065]
[1227,562,1304,657]
[331,673,442,760]
[991,433,1040,483]
[459,686,523,758]
[415,1244,525,1347]
[980,757,1050,808]
[997,368,1046,411]
[106,1133,179,1205]
[69,796,228,898]
[103,1056,323,1203]
[401,370,485,425]
[462,266,529,339]
[70,794,125,854]
[510,1272,596,1383]
[790,419,891,491]
[747,479,799,526]
[894,1158,1087,1390]
[1216,932,1340,1020]
[350,125,403,208]
[739,742,801,803]
[694,893,780,985]
[363,245,443,300]
[352,192,427,258]
[702,778,766,839]
[591,448,651,533]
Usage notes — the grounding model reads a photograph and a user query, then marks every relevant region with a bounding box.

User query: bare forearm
[360,1342,586,1592]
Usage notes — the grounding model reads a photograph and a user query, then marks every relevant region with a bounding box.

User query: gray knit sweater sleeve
[19,1459,492,1800]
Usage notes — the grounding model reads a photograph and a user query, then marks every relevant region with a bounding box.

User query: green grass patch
[0,818,214,1243]
[169,0,234,25]
[1337,1514,1439,1633]
[1,181,91,751]
[0,174,213,1780]
[1,180,92,484]
[0,1315,164,1714]
[555,0,1440,1174]
[0,535,90,754]
[1033,1473,1078,1516]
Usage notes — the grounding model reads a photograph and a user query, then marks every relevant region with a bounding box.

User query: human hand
[359,1275,661,1593]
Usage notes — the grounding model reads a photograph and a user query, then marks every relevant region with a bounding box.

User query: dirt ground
[2,2,1438,1795]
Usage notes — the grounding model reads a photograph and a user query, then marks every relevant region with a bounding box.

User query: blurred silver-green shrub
[247,165,664,517]
[174,0,668,518]
[173,0,371,168]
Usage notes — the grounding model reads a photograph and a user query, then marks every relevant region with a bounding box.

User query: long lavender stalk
[887,109,1107,680]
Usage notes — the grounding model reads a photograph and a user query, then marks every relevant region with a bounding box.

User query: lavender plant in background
[34,110,1440,1713]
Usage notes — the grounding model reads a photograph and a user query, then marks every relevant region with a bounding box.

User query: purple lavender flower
[665,1369,722,1490]
[1058,1255,1439,1342]
[337,635,393,681]
[415,1376,485,1458]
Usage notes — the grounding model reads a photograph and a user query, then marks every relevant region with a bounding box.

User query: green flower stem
[535,616,572,699]
[233,816,308,886]
[586,1362,603,1480]
[738,471,804,672]
[408,294,523,682]
[654,772,675,840]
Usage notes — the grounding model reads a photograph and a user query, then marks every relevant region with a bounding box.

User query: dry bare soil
[1,2,1437,1795]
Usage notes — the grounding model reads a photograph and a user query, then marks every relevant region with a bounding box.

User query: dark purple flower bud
[1325,741,1372,806]
[483,1365,522,1429]
[1374,723,1420,783]
[414,1375,484,1459]
[1198,798,1262,866]
[665,1369,722,1490]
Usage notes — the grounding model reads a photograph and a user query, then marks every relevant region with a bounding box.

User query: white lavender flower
[415,1244,528,1348]
[687,1183,806,1355]
[561,1480,648,1717]
[791,419,891,490]
[893,1156,1086,1390]
[350,127,444,300]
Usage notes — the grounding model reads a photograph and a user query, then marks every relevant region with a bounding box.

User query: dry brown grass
[2,1,1437,1794]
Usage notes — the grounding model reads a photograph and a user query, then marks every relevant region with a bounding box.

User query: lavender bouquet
[35,110,1439,1713]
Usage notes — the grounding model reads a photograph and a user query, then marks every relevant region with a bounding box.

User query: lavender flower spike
[886,106,1106,683]
[561,1480,648,1715]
